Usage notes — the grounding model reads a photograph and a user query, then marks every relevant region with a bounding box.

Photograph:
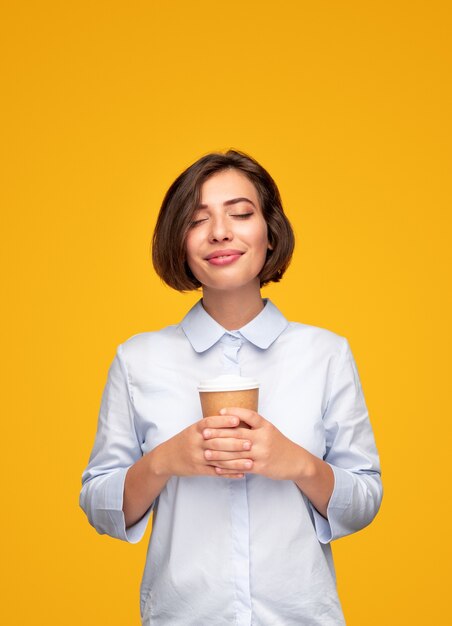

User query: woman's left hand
[202,407,310,481]
[203,407,335,518]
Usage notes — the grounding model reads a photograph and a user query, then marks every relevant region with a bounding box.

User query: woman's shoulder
[265,300,347,354]
[283,319,348,355]
[117,322,186,360]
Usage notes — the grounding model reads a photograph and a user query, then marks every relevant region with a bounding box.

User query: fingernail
[230,417,239,426]
[203,429,211,438]
[205,450,212,459]
[244,461,252,469]
[243,441,251,450]
[219,408,226,415]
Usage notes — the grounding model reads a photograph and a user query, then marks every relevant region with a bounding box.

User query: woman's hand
[124,413,251,528]
[202,407,307,480]
[151,414,252,479]
[203,407,335,518]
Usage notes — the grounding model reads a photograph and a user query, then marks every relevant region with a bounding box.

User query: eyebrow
[196,197,256,210]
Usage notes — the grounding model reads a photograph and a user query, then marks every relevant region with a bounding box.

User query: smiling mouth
[205,249,244,261]
[206,252,243,266]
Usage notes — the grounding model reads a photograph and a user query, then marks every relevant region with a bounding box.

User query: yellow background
[2,1,451,624]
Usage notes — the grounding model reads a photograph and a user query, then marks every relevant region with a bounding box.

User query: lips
[204,249,244,267]
[205,249,244,260]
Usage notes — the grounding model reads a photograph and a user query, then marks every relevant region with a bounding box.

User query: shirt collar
[180,298,289,353]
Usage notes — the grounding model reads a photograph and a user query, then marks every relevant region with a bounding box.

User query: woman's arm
[123,413,250,528]
[80,347,148,542]
[122,449,169,529]
[292,450,335,518]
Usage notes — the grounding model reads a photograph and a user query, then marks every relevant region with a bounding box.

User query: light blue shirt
[80,299,382,625]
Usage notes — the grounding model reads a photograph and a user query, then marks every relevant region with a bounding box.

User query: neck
[201,283,264,330]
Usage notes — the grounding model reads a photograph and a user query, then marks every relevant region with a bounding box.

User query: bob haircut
[152,149,295,292]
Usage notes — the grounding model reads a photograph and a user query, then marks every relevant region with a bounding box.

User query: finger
[213,466,246,475]
[219,407,262,429]
[201,415,240,430]
[203,437,252,452]
[202,427,249,440]
[216,471,244,479]
[204,449,252,462]
[210,459,254,471]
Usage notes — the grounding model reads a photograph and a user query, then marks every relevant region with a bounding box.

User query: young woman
[80,150,382,625]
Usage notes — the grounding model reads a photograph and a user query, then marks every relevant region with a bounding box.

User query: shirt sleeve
[310,337,383,544]
[79,343,153,544]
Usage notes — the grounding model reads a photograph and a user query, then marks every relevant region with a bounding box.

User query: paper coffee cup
[198,375,260,428]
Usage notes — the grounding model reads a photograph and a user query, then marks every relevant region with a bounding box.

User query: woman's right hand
[150,415,252,479]
[124,415,252,527]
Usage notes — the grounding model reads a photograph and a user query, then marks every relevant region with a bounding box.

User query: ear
[267,241,274,251]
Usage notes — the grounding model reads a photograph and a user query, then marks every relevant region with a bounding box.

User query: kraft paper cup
[198,375,260,428]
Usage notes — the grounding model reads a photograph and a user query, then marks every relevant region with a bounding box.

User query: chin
[201,277,261,294]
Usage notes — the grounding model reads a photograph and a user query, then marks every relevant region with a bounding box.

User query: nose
[208,215,233,243]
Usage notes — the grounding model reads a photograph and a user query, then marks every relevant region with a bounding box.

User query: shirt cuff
[80,466,154,544]
[309,464,353,544]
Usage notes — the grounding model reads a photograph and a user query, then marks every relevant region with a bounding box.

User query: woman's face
[185,168,271,294]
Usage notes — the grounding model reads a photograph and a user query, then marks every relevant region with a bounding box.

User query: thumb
[219,407,262,428]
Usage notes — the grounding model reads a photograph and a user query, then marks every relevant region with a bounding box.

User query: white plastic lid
[198,374,260,392]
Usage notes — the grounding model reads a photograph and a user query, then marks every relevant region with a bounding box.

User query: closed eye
[189,217,208,227]
[190,212,253,227]
[231,212,254,219]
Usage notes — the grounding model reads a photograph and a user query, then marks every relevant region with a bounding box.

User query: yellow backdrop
[2,1,451,624]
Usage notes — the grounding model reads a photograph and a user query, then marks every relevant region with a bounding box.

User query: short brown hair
[152,149,295,291]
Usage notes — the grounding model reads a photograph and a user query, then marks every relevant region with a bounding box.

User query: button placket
[219,332,252,624]
[221,334,243,375]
